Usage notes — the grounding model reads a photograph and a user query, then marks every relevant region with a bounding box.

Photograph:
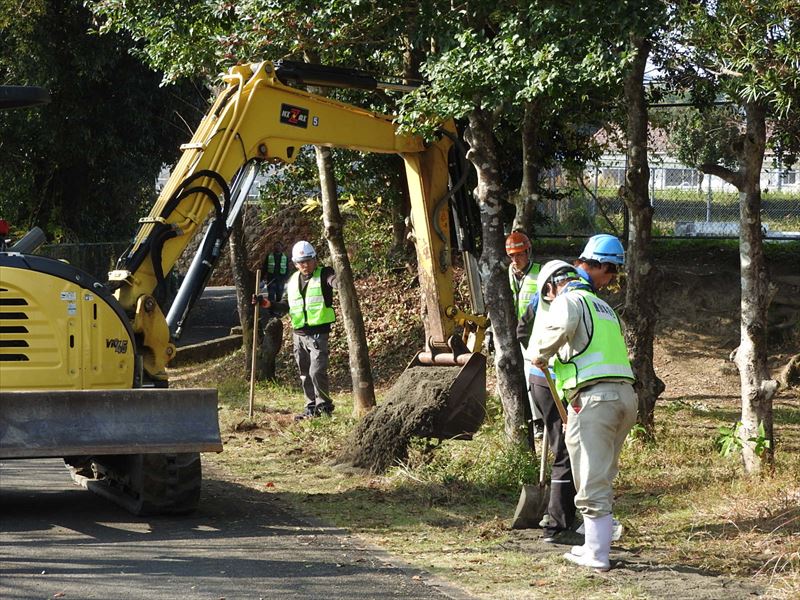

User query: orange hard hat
[505,231,531,254]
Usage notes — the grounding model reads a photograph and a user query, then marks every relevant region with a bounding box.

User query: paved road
[175,286,240,347]
[0,459,466,600]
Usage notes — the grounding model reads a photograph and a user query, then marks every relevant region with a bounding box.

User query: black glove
[251,294,263,305]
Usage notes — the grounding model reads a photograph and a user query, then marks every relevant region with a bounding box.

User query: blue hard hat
[580,234,625,265]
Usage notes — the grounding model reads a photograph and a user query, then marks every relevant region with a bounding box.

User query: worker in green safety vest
[254,240,337,420]
[505,231,544,441]
[261,241,290,304]
[529,259,637,573]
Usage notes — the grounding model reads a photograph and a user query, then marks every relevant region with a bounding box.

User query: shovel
[511,425,549,529]
[510,368,568,529]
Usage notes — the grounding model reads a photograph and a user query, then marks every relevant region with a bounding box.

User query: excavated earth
[336,366,461,473]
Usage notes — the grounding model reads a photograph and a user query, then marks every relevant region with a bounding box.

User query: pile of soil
[336,366,461,473]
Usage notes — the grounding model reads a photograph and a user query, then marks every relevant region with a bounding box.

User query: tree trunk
[465,108,528,445]
[621,34,665,438]
[315,145,376,416]
[256,315,283,381]
[514,101,542,235]
[391,28,424,256]
[733,101,777,473]
[391,156,411,254]
[228,212,254,373]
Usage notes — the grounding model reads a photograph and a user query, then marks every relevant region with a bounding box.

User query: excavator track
[66,453,202,516]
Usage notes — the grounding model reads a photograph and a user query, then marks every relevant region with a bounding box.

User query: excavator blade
[404,351,487,440]
[0,388,222,458]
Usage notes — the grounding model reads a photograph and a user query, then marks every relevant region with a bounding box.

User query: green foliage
[673,0,800,159]
[715,421,772,457]
[89,0,238,83]
[655,105,743,170]
[398,2,630,135]
[402,404,538,494]
[258,147,407,274]
[716,421,743,457]
[0,1,205,241]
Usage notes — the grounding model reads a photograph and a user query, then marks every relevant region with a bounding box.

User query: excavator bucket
[0,388,222,459]
[404,349,487,440]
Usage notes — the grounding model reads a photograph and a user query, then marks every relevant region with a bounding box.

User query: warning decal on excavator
[280,104,309,128]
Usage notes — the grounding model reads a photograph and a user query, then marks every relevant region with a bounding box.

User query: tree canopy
[0,0,204,242]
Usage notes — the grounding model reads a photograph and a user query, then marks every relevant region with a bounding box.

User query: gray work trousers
[292,331,332,411]
[565,381,637,518]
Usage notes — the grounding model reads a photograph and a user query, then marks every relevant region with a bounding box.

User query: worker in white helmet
[529,258,637,572]
[254,240,337,420]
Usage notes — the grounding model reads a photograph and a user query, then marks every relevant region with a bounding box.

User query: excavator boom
[0,61,489,517]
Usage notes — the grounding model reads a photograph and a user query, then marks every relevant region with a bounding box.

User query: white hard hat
[291,240,316,262]
[536,260,579,302]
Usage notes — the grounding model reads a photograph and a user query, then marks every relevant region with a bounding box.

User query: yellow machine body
[0,258,134,390]
[0,61,487,515]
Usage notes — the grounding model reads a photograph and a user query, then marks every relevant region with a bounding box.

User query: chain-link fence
[536,160,800,240]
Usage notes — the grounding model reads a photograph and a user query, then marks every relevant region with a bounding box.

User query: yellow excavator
[0,61,488,514]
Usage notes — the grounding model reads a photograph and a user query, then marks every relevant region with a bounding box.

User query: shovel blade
[511,483,550,529]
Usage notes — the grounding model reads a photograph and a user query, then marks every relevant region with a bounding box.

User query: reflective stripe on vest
[553,289,634,397]
[287,267,335,329]
[267,253,288,275]
[509,262,540,319]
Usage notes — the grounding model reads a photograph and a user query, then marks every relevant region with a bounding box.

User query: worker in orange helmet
[505,231,545,441]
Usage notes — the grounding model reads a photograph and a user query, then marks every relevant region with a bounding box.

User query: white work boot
[572,516,621,556]
[563,514,612,571]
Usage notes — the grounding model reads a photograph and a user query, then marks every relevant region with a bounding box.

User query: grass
[194,352,800,600]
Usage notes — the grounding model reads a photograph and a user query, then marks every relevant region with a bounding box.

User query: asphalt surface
[0,459,468,600]
[175,286,241,347]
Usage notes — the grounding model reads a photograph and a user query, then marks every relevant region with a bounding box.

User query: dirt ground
[495,246,799,599]
[179,242,799,599]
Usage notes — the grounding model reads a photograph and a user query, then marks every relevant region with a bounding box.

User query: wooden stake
[248,269,261,418]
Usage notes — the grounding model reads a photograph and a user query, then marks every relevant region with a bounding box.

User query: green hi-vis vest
[267,253,288,275]
[509,262,540,319]
[288,267,335,329]
[553,289,634,399]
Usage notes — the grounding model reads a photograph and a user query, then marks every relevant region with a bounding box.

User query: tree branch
[698,162,742,188]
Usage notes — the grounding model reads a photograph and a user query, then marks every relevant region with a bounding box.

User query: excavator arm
[0,63,487,517]
[111,61,487,388]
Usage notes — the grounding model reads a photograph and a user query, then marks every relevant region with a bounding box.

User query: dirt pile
[336,366,461,473]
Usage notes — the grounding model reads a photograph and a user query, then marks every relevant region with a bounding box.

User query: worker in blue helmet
[574,234,625,292]
[530,245,636,572]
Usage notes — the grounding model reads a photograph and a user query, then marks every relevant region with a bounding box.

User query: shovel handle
[539,426,548,485]
[543,368,568,425]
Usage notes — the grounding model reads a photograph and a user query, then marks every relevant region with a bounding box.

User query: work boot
[563,514,612,571]
[294,407,316,421]
[542,527,582,545]
[576,516,622,541]
[316,403,335,417]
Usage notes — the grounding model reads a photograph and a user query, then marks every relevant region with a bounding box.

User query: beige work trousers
[565,381,638,518]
